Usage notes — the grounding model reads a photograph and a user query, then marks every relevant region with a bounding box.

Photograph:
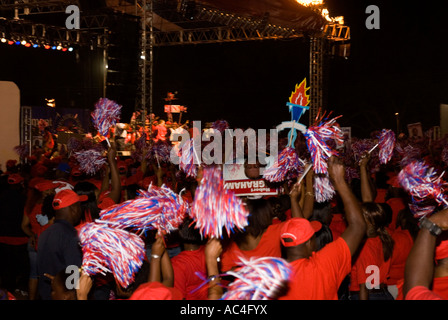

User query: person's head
[396,207,419,239]
[310,201,333,225]
[74,181,101,221]
[267,195,291,222]
[178,218,206,247]
[239,198,273,239]
[52,189,87,226]
[243,159,265,180]
[280,218,322,260]
[361,202,394,261]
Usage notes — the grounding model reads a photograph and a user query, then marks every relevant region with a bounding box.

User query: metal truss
[153,26,304,46]
[0,17,108,47]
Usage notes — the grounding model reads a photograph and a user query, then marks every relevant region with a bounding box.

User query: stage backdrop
[0,81,20,169]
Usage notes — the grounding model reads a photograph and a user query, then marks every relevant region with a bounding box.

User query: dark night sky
[1,0,448,138]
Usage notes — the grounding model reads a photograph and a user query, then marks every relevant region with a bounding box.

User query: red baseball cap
[7,173,24,185]
[129,282,183,300]
[52,189,88,210]
[280,218,322,247]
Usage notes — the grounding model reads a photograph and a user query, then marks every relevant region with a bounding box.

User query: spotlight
[62,47,67,52]
[68,47,74,52]
[15,41,21,45]
[32,44,39,48]
[44,45,51,50]
[21,40,26,45]
[51,45,57,50]
[56,45,62,50]
[8,40,14,45]
[1,38,6,43]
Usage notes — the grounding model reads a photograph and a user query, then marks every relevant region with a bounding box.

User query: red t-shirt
[432,276,448,299]
[171,246,208,300]
[405,286,443,300]
[387,228,413,285]
[350,237,391,291]
[386,197,405,232]
[329,213,346,241]
[279,237,351,300]
[220,222,285,272]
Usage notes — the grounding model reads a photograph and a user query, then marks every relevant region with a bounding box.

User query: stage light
[8,40,14,45]
[25,43,31,47]
[32,44,39,48]
[62,47,67,52]
[1,38,6,43]
[21,40,27,45]
[15,41,21,45]
[68,47,74,52]
[296,0,323,6]
[51,45,57,50]
[44,45,51,49]
[56,45,62,50]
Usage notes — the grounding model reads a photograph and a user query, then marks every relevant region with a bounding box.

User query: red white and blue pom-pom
[99,184,188,236]
[91,98,122,137]
[263,147,304,182]
[398,160,448,209]
[314,174,336,203]
[408,203,437,220]
[79,222,145,289]
[74,149,107,175]
[179,138,200,178]
[145,141,172,166]
[221,256,291,300]
[66,137,83,155]
[191,166,249,239]
[211,120,230,133]
[372,129,396,164]
[304,114,343,174]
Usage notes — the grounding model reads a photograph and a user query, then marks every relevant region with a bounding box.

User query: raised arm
[328,156,366,255]
[359,152,376,202]
[106,142,122,204]
[204,238,223,300]
[403,208,448,298]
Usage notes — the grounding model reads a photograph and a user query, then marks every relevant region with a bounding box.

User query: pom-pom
[79,222,145,289]
[398,161,448,209]
[314,174,336,203]
[14,143,29,159]
[99,185,188,236]
[145,141,172,165]
[191,166,249,239]
[263,147,304,182]
[304,114,343,174]
[66,137,82,155]
[91,98,122,137]
[179,138,200,178]
[73,149,107,175]
[221,256,291,300]
[376,129,396,164]
[211,120,230,133]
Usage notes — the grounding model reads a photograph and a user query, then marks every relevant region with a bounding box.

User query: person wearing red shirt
[403,208,448,300]
[349,202,395,300]
[386,208,417,298]
[279,156,366,300]
[171,219,208,300]
[220,167,314,273]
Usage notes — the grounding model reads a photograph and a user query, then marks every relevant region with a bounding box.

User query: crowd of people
[0,112,448,301]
